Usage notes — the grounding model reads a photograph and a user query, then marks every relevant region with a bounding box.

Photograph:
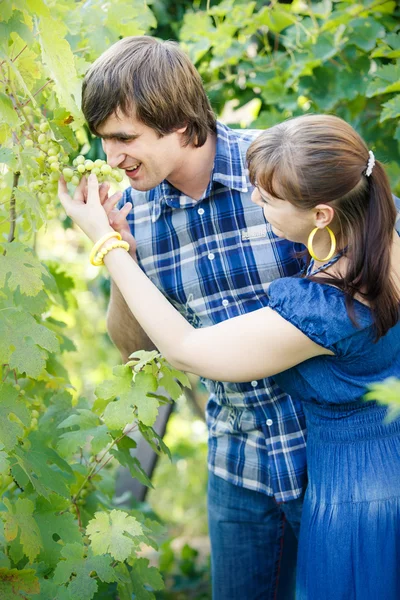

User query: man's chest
[131,192,302,325]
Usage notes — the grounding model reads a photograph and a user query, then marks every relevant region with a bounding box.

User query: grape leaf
[0,567,40,599]
[34,497,83,569]
[0,243,48,297]
[45,262,75,310]
[366,61,400,97]
[11,433,74,499]
[57,409,110,457]
[110,437,153,489]
[0,311,59,378]
[130,558,164,598]
[2,498,42,563]
[86,510,144,562]
[0,93,19,127]
[53,543,116,600]
[0,383,30,451]
[38,16,82,121]
[380,95,400,123]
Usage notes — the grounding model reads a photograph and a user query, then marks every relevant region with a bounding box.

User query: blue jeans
[208,472,304,600]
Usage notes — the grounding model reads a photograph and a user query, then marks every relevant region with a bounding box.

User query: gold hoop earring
[307,227,337,262]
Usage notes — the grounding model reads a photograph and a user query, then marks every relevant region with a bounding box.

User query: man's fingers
[102,190,123,215]
[110,202,132,227]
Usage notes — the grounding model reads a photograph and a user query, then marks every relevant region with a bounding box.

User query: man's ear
[313,204,335,229]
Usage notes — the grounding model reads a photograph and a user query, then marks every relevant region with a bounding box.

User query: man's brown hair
[82,36,216,147]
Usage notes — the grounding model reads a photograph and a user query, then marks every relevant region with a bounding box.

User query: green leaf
[0,567,40,599]
[365,377,400,421]
[380,95,400,123]
[45,262,75,310]
[0,243,48,296]
[86,510,144,562]
[0,383,30,451]
[57,409,110,457]
[53,543,116,600]
[2,498,42,562]
[110,437,153,489]
[126,350,161,372]
[0,93,19,127]
[131,557,164,592]
[366,61,400,97]
[0,148,17,169]
[348,18,385,52]
[0,311,59,378]
[34,497,83,568]
[11,433,74,499]
[38,17,82,121]
[257,4,296,33]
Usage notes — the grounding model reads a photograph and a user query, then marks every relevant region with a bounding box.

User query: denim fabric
[208,471,304,600]
[297,403,400,599]
[268,277,400,598]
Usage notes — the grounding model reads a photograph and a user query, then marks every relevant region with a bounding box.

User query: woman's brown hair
[82,36,216,147]
[247,114,399,340]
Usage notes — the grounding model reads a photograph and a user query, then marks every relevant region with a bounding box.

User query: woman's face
[251,186,314,244]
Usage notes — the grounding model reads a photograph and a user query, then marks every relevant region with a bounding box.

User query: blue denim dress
[268,277,400,600]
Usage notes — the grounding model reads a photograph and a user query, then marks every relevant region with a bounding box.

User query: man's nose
[102,141,125,168]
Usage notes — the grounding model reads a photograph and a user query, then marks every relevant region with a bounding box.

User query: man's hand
[98,181,137,257]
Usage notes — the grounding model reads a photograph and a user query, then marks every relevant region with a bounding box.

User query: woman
[59,114,400,598]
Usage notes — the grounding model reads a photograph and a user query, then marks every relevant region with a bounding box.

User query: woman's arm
[59,174,333,383]
[102,246,333,382]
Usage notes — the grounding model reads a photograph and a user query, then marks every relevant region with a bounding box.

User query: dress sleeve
[268,277,372,354]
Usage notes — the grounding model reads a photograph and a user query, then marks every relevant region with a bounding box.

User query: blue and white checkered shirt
[119,121,307,502]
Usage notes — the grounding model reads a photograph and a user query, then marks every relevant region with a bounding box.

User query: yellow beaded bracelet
[89,232,122,266]
[92,240,130,266]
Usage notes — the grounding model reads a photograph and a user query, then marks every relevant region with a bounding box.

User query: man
[81,36,306,599]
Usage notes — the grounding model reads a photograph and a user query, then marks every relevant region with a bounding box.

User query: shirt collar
[151,121,250,222]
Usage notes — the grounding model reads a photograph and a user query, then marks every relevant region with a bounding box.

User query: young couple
[58,36,400,599]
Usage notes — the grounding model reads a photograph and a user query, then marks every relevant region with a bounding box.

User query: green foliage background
[0,0,399,598]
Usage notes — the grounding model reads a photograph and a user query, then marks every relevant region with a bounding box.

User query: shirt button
[222,299,229,307]
[198,208,205,215]
[208,252,215,261]
[266,419,273,426]
[251,380,258,387]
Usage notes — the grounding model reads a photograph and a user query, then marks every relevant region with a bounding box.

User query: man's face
[97,109,187,191]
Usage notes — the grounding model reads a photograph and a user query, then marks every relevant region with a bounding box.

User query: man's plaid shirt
[118,121,307,502]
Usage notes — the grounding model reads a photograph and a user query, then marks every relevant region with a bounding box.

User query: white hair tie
[365,150,375,177]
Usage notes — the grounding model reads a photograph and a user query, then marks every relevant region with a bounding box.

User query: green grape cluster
[24,120,69,205]
[23,117,123,208]
[64,155,124,185]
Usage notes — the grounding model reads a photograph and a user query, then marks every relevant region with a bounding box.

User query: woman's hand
[58,173,133,247]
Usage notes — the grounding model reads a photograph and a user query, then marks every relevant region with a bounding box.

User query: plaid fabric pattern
[118,121,307,501]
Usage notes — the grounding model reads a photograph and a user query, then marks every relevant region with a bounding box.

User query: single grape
[47,155,59,165]
[39,142,49,152]
[94,159,103,167]
[40,122,50,133]
[50,162,60,172]
[84,159,94,171]
[24,139,34,148]
[38,133,47,145]
[77,164,86,174]
[31,409,40,419]
[62,168,74,181]
[50,171,60,182]
[101,164,112,175]
[71,175,80,186]
[92,167,100,176]
[47,147,58,157]
[75,155,85,165]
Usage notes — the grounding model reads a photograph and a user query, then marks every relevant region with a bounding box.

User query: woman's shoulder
[268,276,374,351]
